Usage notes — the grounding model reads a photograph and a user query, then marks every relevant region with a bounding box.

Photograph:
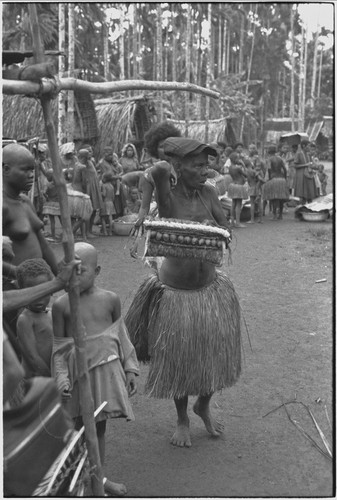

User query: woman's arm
[151,161,172,217]
[3,259,80,313]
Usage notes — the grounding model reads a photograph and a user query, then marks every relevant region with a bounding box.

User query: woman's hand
[56,258,82,288]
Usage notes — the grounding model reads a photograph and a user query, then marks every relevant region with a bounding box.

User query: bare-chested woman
[2,144,59,336]
[126,137,241,448]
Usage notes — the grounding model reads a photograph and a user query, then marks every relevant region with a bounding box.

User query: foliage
[2,3,333,139]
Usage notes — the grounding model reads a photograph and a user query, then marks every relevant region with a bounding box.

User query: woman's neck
[3,184,21,200]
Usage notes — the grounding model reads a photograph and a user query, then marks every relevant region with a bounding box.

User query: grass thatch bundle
[168,118,237,146]
[3,91,97,144]
[2,94,53,141]
[94,96,154,160]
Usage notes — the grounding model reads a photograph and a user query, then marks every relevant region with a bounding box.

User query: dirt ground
[50,175,334,498]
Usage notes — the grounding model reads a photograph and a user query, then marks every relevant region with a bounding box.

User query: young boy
[51,242,139,496]
[100,172,116,236]
[317,164,328,196]
[16,258,55,377]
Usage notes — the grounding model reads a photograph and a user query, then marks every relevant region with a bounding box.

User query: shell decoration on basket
[143,218,231,266]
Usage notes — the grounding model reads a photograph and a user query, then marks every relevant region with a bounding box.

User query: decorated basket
[144,218,231,266]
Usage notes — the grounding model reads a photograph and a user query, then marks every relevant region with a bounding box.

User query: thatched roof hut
[94,95,155,160]
[2,90,98,144]
[168,118,237,147]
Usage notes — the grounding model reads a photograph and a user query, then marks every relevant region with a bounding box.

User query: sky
[297,2,334,48]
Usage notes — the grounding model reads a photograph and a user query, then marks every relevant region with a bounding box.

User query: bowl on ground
[302,211,328,222]
[112,221,134,236]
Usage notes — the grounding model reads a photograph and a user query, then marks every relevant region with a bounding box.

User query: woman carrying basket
[125,137,241,448]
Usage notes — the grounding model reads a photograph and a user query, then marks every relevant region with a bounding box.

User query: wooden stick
[28,5,105,496]
[3,77,220,99]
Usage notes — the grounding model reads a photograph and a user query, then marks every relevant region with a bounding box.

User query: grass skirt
[228,182,248,200]
[125,273,241,399]
[262,178,289,200]
[43,201,61,216]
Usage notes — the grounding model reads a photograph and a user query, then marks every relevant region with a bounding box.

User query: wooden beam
[3,78,221,100]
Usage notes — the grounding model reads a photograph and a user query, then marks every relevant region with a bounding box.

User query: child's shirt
[52,317,139,421]
[101,181,115,202]
[16,308,53,377]
[318,172,328,184]
[45,181,59,202]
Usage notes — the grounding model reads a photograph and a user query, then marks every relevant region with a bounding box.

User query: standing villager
[227,152,248,228]
[293,140,318,204]
[125,137,241,448]
[120,143,140,174]
[2,144,58,352]
[79,149,104,236]
[263,146,289,220]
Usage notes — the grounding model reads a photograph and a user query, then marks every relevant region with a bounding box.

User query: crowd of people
[2,122,328,495]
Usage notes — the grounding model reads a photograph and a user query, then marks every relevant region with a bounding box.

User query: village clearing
[50,166,333,497]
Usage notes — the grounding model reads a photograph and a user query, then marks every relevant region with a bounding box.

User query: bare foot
[193,401,224,437]
[103,477,127,497]
[170,419,191,448]
[246,220,255,224]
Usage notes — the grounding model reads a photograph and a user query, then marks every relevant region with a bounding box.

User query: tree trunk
[240,3,257,140]
[132,4,138,79]
[103,14,109,81]
[119,6,125,80]
[217,14,222,77]
[28,4,105,496]
[290,6,296,131]
[317,44,323,99]
[67,3,75,142]
[185,4,192,135]
[222,18,227,74]
[58,3,66,146]
[195,8,202,119]
[298,23,305,130]
[238,12,245,75]
[205,4,212,142]
[310,29,320,108]
[156,3,163,121]
[302,25,308,129]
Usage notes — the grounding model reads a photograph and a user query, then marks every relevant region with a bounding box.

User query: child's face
[78,259,98,292]
[26,274,52,312]
[208,155,217,168]
[318,165,324,172]
[130,189,138,200]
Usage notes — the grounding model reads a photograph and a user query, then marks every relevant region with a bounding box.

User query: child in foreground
[16,259,55,377]
[51,242,139,496]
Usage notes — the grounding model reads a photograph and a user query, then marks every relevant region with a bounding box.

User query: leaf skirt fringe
[125,273,241,399]
[262,178,289,200]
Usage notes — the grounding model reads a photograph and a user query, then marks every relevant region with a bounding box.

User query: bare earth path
[52,206,333,497]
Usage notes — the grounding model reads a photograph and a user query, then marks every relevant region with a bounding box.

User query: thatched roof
[168,118,237,146]
[94,95,154,160]
[2,91,97,143]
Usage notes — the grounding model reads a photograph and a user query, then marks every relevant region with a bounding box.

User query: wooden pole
[28,4,105,496]
[3,78,221,100]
